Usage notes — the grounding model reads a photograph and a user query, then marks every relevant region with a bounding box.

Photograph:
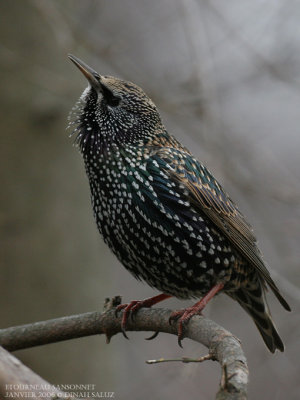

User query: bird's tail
[230,280,284,353]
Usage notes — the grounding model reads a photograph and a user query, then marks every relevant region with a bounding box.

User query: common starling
[68,54,290,352]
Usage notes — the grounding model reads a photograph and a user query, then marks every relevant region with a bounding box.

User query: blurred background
[1,0,299,399]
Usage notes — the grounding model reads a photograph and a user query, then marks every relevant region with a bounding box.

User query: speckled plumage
[68,55,290,352]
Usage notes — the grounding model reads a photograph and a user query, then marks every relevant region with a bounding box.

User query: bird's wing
[147,146,290,311]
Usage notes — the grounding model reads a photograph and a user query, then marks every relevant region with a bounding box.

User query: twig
[146,354,213,364]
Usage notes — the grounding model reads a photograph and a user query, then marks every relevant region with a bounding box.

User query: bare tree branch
[0,298,248,399]
[0,346,89,400]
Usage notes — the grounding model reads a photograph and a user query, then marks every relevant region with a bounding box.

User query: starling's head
[68,55,164,153]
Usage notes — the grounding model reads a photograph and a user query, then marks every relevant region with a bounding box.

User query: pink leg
[170,282,224,347]
[116,293,172,336]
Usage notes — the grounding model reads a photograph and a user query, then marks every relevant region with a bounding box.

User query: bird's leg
[115,293,172,337]
[169,282,224,347]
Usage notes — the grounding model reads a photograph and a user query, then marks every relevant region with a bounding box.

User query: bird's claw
[115,303,127,318]
[115,300,146,338]
[145,331,160,341]
[169,307,204,348]
[114,294,172,341]
[121,328,129,340]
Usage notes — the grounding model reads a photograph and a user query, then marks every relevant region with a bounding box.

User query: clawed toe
[169,309,186,324]
[115,300,141,336]
[145,331,160,341]
[114,294,172,339]
[169,307,204,347]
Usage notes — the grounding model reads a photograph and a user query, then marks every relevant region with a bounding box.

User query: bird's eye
[101,84,121,107]
[106,95,121,107]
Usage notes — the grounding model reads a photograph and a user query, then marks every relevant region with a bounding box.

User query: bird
[68,54,291,352]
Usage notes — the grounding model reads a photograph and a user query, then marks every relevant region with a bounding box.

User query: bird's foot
[115,299,148,338]
[169,282,225,347]
[169,305,205,348]
[115,293,172,339]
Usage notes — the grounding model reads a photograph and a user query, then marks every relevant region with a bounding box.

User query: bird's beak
[68,54,101,89]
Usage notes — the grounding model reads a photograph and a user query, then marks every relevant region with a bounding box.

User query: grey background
[0,1,299,399]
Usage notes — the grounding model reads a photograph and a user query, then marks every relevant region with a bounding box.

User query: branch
[0,298,248,399]
[0,346,89,400]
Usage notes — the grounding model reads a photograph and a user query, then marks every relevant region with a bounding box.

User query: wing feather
[150,147,290,311]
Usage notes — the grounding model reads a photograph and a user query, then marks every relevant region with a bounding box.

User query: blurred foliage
[0,1,299,399]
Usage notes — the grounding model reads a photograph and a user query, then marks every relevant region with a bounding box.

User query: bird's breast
[84,151,244,299]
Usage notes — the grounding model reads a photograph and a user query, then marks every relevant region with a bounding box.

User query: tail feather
[230,281,284,353]
[266,276,291,312]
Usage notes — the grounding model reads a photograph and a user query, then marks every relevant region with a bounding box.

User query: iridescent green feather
[150,147,290,311]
